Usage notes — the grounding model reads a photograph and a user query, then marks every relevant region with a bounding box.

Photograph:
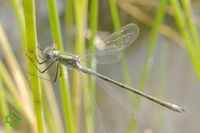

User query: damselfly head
[43,45,57,59]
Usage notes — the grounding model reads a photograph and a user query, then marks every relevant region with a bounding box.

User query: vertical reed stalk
[47,0,75,132]
[170,0,200,78]
[0,24,37,131]
[81,0,99,133]
[136,0,168,108]
[129,4,168,132]
[73,0,90,132]
[65,0,74,51]
[109,0,139,132]
[23,0,44,132]
[9,0,26,49]
[42,91,56,133]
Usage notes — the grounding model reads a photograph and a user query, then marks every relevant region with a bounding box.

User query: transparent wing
[80,74,106,133]
[81,94,106,133]
[81,23,139,64]
[95,76,147,130]
[94,100,106,133]
[96,77,133,114]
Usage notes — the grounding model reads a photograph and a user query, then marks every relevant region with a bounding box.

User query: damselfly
[27,23,185,113]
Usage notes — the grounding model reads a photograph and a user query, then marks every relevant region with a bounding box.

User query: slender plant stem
[181,0,200,77]
[47,0,75,132]
[73,0,89,132]
[42,90,56,133]
[9,0,26,49]
[65,0,74,52]
[82,0,99,133]
[108,0,140,132]
[170,0,200,79]
[136,0,168,108]
[109,0,120,29]
[0,22,37,131]
[23,0,44,132]
[181,0,199,49]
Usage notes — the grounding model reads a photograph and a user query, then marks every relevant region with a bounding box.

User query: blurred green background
[0,0,200,133]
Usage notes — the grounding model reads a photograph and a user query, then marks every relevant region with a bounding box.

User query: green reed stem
[169,0,200,79]
[72,1,83,130]
[181,0,199,50]
[109,0,133,96]
[23,0,44,132]
[9,0,26,49]
[65,0,74,51]
[136,0,168,108]
[82,0,99,133]
[109,0,139,132]
[73,0,89,132]
[0,21,37,131]
[47,0,75,132]
[109,0,120,29]
[42,90,56,133]
[173,0,200,79]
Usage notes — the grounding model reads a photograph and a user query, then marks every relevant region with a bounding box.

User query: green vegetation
[0,0,199,133]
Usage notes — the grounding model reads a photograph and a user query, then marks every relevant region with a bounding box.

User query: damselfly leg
[28,47,50,64]
[26,47,62,82]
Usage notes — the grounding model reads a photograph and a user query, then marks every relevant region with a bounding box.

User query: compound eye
[46,53,51,59]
